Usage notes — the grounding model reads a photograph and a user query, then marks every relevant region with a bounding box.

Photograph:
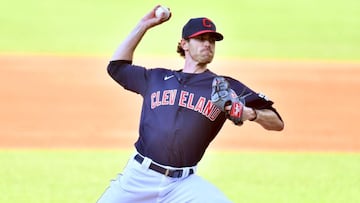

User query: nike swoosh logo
[164,75,175,81]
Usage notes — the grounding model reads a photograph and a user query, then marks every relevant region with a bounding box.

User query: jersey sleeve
[107,60,148,96]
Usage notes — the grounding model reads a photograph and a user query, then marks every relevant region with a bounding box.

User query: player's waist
[134,153,197,178]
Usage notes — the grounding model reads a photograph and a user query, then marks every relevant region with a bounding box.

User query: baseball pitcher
[97,5,284,203]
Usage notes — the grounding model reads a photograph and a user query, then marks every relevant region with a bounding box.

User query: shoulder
[149,67,173,73]
[147,67,175,79]
[218,75,250,94]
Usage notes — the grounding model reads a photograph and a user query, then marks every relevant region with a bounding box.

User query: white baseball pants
[97,153,232,203]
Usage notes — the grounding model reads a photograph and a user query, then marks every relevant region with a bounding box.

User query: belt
[134,154,194,178]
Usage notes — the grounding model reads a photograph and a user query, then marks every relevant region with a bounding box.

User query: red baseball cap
[182,17,224,41]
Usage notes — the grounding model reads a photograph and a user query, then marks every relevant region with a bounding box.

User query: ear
[180,39,189,51]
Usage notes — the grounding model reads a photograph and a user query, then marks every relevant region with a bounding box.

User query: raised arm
[111,5,171,61]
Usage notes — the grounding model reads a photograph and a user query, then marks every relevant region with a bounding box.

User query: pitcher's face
[184,33,216,65]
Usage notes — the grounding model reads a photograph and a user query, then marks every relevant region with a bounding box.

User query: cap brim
[188,30,224,41]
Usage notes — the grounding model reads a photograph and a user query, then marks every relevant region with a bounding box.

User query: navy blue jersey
[108,60,278,167]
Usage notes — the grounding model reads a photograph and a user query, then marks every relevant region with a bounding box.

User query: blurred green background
[1,150,359,203]
[1,0,360,60]
[1,1,360,203]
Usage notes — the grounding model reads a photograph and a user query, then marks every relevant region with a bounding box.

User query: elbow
[107,60,132,77]
[273,121,285,131]
[257,109,284,131]
[263,120,284,131]
[107,62,116,77]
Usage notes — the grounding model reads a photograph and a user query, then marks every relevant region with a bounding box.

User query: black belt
[134,154,194,178]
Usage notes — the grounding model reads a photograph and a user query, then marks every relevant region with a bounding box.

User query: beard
[197,49,214,64]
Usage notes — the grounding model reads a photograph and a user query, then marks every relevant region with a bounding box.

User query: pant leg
[97,154,231,203]
[97,174,126,203]
[97,157,162,203]
[160,174,233,203]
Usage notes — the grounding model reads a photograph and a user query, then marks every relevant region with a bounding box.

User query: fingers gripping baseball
[211,77,244,125]
[155,5,171,20]
[140,5,171,29]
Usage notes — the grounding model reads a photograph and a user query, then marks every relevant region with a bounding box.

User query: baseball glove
[211,76,244,125]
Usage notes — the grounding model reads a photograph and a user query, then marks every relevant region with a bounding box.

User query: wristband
[249,108,257,121]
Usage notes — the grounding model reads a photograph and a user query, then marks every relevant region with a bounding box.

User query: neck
[182,61,208,74]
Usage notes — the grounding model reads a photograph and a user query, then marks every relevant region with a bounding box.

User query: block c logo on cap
[202,18,213,28]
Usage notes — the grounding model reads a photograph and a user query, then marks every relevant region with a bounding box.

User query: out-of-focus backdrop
[1,1,360,202]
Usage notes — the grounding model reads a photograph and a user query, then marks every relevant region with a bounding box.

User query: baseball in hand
[155,5,170,20]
